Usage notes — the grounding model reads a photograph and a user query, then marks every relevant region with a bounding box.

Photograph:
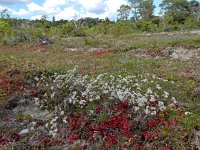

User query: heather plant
[3,67,190,149]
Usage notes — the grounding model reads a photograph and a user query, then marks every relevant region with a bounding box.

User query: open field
[0,32,200,149]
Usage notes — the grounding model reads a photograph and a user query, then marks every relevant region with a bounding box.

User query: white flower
[149,95,156,102]
[102,90,109,94]
[134,106,140,111]
[34,98,40,106]
[60,111,64,115]
[184,111,192,115]
[51,92,55,99]
[95,95,100,100]
[79,100,86,105]
[156,84,161,90]
[150,111,157,115]
[142,79,148,83]
[54,128,58,133]
[62,117,68,123]
[34,77,39,81]
[44,93,47,97]
[117,90,125,101]
[49,130,57,137]
[145,106,150,114]
[45,123,49,128]
[146,88,153,94]
[158,101,166,110]
[137,97,147,107]
[163,91,169,98]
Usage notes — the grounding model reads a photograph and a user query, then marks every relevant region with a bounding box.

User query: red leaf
[68,134,79,144]
[41,137,51,143]
[147,121,157,127]
[140,132,158,140]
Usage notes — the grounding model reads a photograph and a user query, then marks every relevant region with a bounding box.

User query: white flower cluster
[45,116,59,137]
[35,67,175,115]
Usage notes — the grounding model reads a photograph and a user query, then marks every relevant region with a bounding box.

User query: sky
[0,0,162,21]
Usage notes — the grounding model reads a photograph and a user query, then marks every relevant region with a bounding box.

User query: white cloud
[31,15,42,20]
[77,0,106,14]
[2,0,128,20]
[105,0,127,19]
[0,5,7,11]
[27,2,44,12]
[11,9,30,15]
[0,6,29,16]
[43,0,67,8]
[55,7,79,20]
[0,0,30,5]
[78,0,127,20]
[106,0,127,13]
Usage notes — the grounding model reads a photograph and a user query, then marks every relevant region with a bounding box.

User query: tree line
[0,0,200,44]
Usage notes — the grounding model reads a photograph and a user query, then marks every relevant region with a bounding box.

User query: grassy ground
[0,33,200,149]
[0,36,199,117]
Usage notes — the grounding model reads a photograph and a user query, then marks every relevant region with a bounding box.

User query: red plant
[161,145,170,150]
[140,132,158,140]
[68,134,79,144]
[12,133,20,142]
[147,121,158,127]
[95,49,111,55]
[30,92,38,97]
[95,105,103,113]
[168,118,179,128]
[41,137,51,143]
[149,101,158,107]
[104,133,117,148]
[53,140,62,145]
[0,139,9,146]
[0,79,10,96]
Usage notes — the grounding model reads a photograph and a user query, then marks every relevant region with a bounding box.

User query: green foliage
[138,0,155,21]
[117,4,132,21]
[135,20,158,32]
[0,20,12,39]
[109,21,136,36]
[184,18,200,29]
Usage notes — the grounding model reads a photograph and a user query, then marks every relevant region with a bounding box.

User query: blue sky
[0,0,162,20]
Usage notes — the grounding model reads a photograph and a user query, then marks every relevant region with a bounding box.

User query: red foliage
[161,145,170,150]
[147,121,158,127]
[53,140,62,145]
[140,132,158,140]
[104,133,117,148]
[30,92,38,97]
[95,105,103,113]
[95,49,112,55]
[41,137,51,143]
[11,133,20,142]
[149,101,158,106]
[167,118,179,128]
[67,134,79,144]
[0,78,10,96]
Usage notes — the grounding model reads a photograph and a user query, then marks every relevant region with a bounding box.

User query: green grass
[53,33,200,51]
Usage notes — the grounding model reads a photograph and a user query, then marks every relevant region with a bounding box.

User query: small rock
[19,129,29,135]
